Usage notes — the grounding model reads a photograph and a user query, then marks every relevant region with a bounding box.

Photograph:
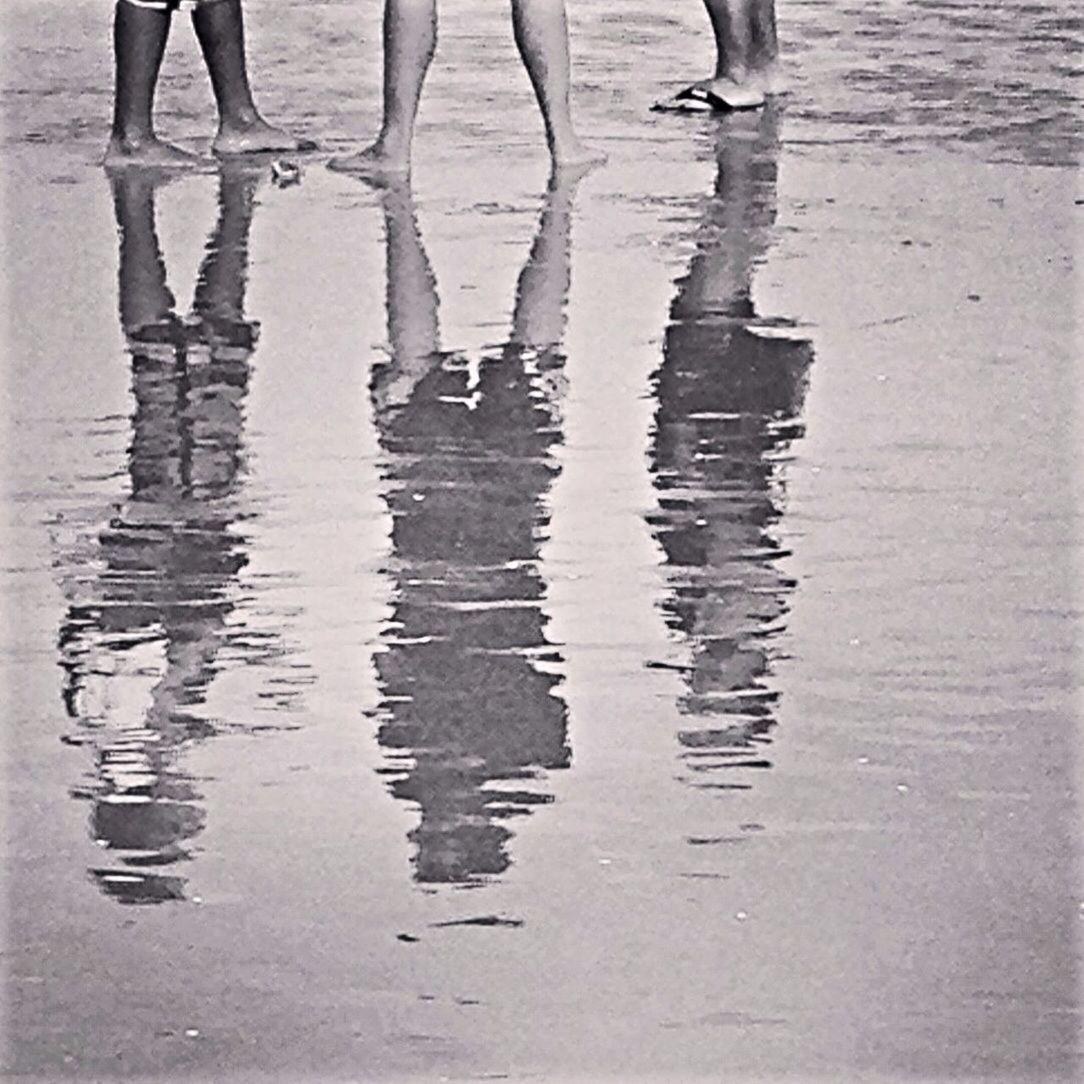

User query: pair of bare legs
[660,0,780,112]
[330,0,602,177]
[105,0,313,168]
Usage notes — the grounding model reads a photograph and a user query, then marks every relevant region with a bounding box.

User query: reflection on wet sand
[57,167,294,904]
[648,110,812,792]
[369,178,578,885]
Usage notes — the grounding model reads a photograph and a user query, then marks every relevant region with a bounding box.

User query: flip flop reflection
[648,109,813,792]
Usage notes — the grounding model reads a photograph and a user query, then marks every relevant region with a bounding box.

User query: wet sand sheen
[3,0,1080,1081]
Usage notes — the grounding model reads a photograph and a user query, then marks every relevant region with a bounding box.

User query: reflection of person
[367,176,578,884]
[655,0,780,113]
[106,0,313,167]
[58,166,260,904]
[329,0,603,177]
[648,108,811,789]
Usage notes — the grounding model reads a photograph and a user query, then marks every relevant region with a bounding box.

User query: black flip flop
[652,85,763,114]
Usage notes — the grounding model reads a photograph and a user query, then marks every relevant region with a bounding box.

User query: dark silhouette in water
[368,175,580,885]
[57,166,277,904]
[647,109,812,790]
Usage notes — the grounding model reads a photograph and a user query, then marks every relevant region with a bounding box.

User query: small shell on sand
[270,160,301,187]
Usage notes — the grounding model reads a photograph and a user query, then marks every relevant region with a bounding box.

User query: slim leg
[657,0,780,112]
[701,0,779,104]
[748,0,780,90]
[510,0,603,169]
[193,0,313,154]
[105,1,196,166]
[329,0,436,176]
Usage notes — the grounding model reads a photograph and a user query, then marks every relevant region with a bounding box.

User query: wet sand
[2,1,1081,1081]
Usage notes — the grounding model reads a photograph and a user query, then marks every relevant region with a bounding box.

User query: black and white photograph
[2,0,1080,1080]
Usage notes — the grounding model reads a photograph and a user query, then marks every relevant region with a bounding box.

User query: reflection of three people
[64,106,812,900]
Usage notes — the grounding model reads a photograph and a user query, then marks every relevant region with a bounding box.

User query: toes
[213,128,317,156]
[327,153,408,178]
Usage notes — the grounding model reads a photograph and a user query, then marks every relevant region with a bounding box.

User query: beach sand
[2,1,1080,1080]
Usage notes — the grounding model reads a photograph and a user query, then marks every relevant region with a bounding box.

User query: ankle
[111,126,155,148]
[219,106,261,132]
[374,128,412,161]
[546,123,581,154]
[714,62,752,85]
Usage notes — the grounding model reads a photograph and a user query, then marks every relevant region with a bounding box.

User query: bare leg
[703,0,781,100]
[193,0,314,155]
[329,0,436,177]
[747,0,780,90]
[105,2,197,167]
[658,0,779,112]
[510,0,603,169]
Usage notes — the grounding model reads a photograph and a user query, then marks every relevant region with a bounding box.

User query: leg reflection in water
[57,166,262,904]
[647,108,812,794]
[368,176,580,885]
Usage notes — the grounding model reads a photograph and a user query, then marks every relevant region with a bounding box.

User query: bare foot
[213,118,317,156]
[103,135,199,169]
[327,143,410,180]
[547,155,604,189]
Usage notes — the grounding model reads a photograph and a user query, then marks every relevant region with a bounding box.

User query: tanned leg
[105,1,197,166]
[697,0,767,108]
[658,0,780,112]
[193,0,314,155]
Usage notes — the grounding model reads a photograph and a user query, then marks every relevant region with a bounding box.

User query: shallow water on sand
[2,1,1081,1081]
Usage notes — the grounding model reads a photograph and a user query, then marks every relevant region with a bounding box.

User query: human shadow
[367,175,579,886]
[647,108,813,792]
[56,165,285,903]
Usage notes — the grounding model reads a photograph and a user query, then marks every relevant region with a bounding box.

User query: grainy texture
[2,1,1080,1081]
